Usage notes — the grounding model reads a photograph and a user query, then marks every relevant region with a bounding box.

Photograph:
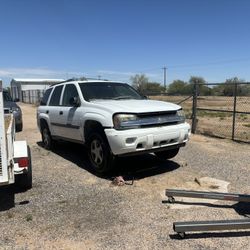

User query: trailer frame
[165,189,250,239]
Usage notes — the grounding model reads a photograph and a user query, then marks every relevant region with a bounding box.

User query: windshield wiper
[112,96,133,100]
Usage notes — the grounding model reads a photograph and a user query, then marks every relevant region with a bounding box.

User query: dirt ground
[0,103,250,249]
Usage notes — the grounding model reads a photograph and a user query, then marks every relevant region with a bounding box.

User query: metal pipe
[165,189,250,202]
[174,219,250,233]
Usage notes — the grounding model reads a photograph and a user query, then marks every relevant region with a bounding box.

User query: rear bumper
[105,122,191,156]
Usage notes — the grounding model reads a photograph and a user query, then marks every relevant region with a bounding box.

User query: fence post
[191,82,198,133]
[232,83,238,140]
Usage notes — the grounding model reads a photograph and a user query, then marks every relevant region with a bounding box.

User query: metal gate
[191,82,250,143]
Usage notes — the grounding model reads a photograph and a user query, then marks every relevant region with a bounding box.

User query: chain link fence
[193,83,250,142]
[149,82,250,143]
[22,89,45,105]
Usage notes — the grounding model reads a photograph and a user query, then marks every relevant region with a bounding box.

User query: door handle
[59,111,63,115]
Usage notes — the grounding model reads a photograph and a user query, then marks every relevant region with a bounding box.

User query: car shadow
[36,140,181,181]
[233,202,250,218]
[0,186,15,211]
[170,231,250,240]
[0,185,30,212]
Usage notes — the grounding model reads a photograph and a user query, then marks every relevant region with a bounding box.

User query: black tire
[154,148,179,160]
[16,123,23,132]
[15,146,32,190]
[41,125,53,150]
[87,131,115,174]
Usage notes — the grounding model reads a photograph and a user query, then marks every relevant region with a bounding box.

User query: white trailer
[0,80,32,189]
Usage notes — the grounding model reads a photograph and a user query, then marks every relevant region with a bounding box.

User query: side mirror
[69,96,80,107]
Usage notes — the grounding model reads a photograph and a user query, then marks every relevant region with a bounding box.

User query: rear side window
[62,84,79,106]
[40,88,53,106]
[49,85,63,106]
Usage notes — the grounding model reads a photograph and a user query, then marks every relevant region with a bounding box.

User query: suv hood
[90,99,181,113]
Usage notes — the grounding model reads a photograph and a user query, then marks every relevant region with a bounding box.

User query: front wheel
[87,132,115,174]
[16,123,23,132]
[154,148,179,160]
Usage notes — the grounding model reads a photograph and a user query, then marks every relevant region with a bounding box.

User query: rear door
[47,85,65,136]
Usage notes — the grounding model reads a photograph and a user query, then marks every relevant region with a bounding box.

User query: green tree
[224,77,243,96]
[189,76,206,85]
[130,74,165,94]
[144,82,165,94]
[188,76,212,96]
[167,80,187,95]
[130,74,149,94]
[212,77,245,96]
[241,84,250,96]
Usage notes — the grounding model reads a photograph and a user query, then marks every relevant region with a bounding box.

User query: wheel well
[84,120,104,141]
[40,119,48,132]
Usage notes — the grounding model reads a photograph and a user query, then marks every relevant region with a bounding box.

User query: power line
[133,57,250,74]
[168,57,250,69]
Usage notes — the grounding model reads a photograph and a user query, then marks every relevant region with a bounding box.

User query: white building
[10,78,64,102]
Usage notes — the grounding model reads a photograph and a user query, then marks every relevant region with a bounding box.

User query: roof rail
[50,77,110,87]
[85,78,109,81]
[50,78,76,86]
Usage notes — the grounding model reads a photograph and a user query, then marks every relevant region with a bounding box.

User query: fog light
[126,137,136,144]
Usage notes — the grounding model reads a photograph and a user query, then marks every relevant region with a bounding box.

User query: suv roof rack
[50,78,76,86]
[85,77,109,81]
[50,77,110,87]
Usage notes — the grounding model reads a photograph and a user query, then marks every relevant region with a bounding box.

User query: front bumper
[105,122,191,156]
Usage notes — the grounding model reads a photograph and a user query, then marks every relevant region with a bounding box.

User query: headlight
[11,107,21,113]
[177,109,185,122]
[113,114,138,129]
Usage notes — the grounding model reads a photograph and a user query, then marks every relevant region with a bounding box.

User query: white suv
[37,80,190,173]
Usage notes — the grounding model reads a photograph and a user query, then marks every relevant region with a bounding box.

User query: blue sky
[1,0,250,86]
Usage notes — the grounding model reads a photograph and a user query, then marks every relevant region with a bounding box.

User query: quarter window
[49,85,63,106]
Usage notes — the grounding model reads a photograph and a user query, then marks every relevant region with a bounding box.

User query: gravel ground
[0,103,249,249]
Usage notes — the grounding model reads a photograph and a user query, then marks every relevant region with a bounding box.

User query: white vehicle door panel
[56,106,82,141]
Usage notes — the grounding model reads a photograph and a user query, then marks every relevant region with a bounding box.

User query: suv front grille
[129,111,184,128]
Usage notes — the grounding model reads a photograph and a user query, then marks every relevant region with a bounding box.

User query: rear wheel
[87,131,115,174]
[41,125,53,150]
[154,148,179,160]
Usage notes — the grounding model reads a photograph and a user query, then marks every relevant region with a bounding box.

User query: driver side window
[62,84,79,106]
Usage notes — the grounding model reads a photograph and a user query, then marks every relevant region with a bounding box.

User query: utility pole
[163,66,167,90]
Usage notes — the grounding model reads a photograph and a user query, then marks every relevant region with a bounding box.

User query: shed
[10,78,64,103]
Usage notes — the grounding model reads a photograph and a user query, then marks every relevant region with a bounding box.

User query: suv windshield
[79,82,143,101]
[3,91,13,102]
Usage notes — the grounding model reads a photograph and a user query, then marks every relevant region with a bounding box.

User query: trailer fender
[13,140,28,173]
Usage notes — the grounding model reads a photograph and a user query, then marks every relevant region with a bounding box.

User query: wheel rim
[43,128,50,147]
[90,139,103,166]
